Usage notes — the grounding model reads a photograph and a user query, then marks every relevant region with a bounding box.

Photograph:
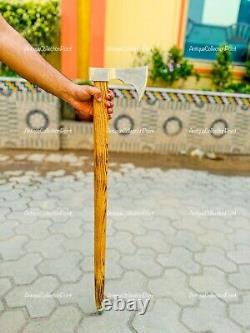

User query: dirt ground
[0,149,250,177]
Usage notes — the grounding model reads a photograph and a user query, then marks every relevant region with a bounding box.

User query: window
[184,0,250,63]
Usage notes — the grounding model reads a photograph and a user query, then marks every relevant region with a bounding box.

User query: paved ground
[0,151,250,333]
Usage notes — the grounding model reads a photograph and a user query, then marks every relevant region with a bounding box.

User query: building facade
[61,0,249,87]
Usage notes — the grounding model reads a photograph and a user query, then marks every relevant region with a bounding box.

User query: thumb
[85,86,102,102]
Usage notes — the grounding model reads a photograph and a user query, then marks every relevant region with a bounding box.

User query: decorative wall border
[0,78,250,153]
[1,79,249,107]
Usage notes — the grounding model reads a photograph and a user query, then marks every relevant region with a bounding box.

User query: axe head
[89,66,148,101]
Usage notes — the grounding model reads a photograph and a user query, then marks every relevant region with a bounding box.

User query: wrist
[60,80,76,104]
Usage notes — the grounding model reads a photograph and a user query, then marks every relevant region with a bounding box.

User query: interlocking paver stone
[134,230,170,253]
[0,254,42,284]
[228,265,250,290]
[55,273,95,313]
[0,278,12,297]
[190,267,239,302]
[229,294,250,328]
[133,298,189,333]
[77,309,131,333]
[23,306,81,333]
[38,252,82,282]
[121,248,163,277]
[182,297,241,333]
[0,235,28,260]
[0,310,26,333]
[0,154,250,332]
[5,276,59,318]
[26,234,65,258]
[228,245,250,264]
[15,219,51,240]
[157,247,200,274]
[195,246,237,272]
[148,268,195,306]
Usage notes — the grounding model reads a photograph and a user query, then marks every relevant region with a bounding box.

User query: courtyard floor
[0,151,250,333]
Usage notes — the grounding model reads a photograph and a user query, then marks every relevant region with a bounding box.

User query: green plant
[0,0,60,76]
[211,45,232,91]
[134,46,199,87]
[225,59,250,94]
[243,59,250,84]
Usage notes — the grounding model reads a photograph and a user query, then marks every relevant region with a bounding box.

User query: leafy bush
[0,0,60,76]
[134,46,199,87]
[211,46,233,91]
[211,46,250,94]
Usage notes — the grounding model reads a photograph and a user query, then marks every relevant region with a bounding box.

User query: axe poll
[89,66,148,310]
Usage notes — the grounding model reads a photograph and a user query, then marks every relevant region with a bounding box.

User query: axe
[89,66,148,310]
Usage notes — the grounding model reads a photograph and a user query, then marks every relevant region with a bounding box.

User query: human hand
[65,84,114,121]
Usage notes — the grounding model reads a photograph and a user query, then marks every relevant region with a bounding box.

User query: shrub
[0,0,60,76]
[211,45,233,91]
[134,46,199,87]
[211,46,250,94]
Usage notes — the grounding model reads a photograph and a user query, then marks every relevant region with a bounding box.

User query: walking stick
[89,67,148,310]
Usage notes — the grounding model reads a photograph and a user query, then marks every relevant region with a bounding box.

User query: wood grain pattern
[93,81,109,310]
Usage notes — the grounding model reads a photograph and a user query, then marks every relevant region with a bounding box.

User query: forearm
[0,15,74,102]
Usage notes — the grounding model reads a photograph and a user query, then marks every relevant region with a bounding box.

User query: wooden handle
[93,81,109,310]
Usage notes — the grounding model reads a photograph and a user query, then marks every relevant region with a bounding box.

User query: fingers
[85,86,102,102]
[106,89,114,119]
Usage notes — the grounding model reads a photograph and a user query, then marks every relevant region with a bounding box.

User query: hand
[65,84,114,122]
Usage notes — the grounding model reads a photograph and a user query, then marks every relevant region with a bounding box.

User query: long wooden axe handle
[93,81,109,310]
[90,66,147,311]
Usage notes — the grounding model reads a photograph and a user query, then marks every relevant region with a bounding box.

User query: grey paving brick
[228,265,250,290]
[228,245,250,264]
[0,235,28,260]
[148,268,195,306]
[26,235,65,258]
[77,309,131,333]
[107,231,136,255]
[55,273,95,313]
[23,306,81,333]
[134,230,170,253]
[195,247,237,272]
[38,252,82,282]
[133,298,189,333]
[158,247,200,274]
[49,218,83,238]
[0,278,12,297]
[0,310,26,333]
[229,294,250,328]
[190,267,239,302]
[0,254,42,284]
[169,230,203,252]
[106,271,147,297]
[121,248,163,277]
[182,297,241,333]
[5,276,59,318]
[15,219,51,240]
[0,220,18,240]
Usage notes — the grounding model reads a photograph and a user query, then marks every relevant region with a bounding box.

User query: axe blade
[89,66,148,100]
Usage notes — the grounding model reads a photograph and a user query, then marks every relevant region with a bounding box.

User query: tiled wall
[1,78,250,154]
